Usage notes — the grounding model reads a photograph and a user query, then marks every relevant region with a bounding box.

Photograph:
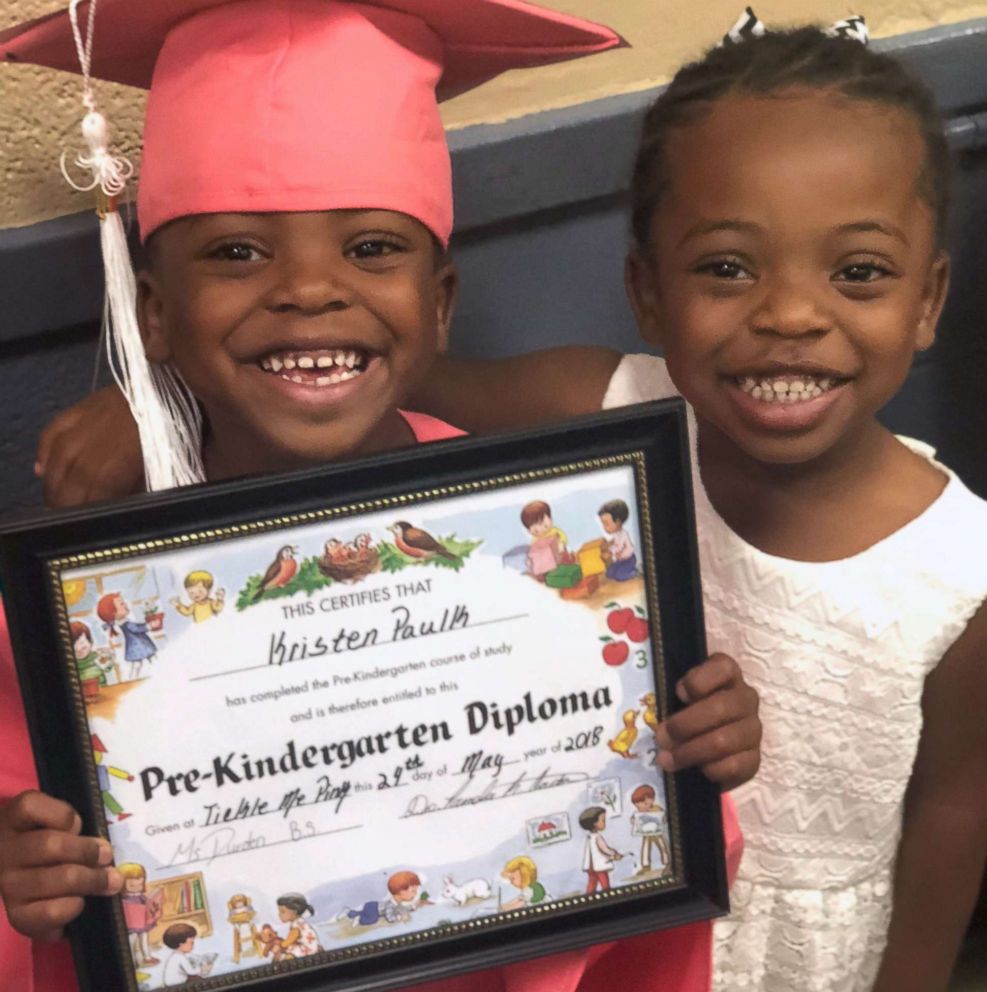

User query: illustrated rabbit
[441,875,492,906]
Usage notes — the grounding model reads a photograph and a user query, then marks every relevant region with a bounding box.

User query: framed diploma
[0,401,727,992]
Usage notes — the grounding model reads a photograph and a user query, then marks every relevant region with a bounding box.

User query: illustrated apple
[606,607,634,634]
[626,617,650,643]
[602,641,630,666]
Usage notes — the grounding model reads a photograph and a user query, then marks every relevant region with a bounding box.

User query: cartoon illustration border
[45,453,687,991]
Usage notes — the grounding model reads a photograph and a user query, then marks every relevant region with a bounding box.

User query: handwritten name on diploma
[268,603,470,666]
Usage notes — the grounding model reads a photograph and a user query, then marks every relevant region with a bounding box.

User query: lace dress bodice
[604,354,987,991]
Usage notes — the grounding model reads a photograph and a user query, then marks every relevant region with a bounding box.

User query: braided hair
[630,27,950,247]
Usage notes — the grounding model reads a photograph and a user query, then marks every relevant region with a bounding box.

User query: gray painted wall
[1,21,986,513]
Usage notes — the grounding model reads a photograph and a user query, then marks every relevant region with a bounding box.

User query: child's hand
[35,385,142,508]
[654,653,761,791]
[0,791,123,942]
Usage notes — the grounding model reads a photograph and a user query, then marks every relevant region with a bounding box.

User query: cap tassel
[98,199,205,489]
[62,0,204,492]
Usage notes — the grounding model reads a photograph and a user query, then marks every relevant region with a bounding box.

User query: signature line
[166,823,362,868]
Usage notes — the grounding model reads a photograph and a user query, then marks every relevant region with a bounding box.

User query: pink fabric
[0,0,621,245]
[0,411,741,992]
[401,410,467,442]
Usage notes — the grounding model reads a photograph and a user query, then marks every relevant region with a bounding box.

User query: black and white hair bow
[720,8,869,48]
[825,16,869,44]
[720,7,766,47]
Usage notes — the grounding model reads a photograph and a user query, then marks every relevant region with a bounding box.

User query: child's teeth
[262,349,368,381]
[737,374,839,403]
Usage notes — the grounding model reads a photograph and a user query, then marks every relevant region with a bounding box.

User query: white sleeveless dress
[603,354,987,991]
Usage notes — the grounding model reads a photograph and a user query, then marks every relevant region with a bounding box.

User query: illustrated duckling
[641,693,659,737]
[607,709,639,759]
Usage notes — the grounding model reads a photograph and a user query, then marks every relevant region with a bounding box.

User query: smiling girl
[439,28,987,992]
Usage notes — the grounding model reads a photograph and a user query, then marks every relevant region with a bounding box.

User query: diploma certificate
[1,404,727,992]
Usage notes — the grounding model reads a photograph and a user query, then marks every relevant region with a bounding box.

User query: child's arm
[36,348,624,507]
[408,349,623,432]
[871,604,987,992]
[0,790,123,941]
[653,653,762,792]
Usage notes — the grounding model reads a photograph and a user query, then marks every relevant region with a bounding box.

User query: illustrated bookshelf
[149,871,213,947]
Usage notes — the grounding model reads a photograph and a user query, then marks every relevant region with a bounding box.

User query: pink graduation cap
[1,0,621,488]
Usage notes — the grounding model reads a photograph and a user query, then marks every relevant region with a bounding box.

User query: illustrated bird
[641,692,659,737]
[388,522,457,562]
[607,709,639,759]
[253,545,299,601]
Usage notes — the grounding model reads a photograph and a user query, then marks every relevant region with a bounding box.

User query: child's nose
[749,273,832,339]
[267,250,352,315]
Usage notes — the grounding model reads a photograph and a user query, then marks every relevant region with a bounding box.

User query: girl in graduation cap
[0,2,756,991]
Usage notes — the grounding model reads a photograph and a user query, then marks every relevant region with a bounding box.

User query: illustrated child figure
[500,856,549,911]
[161,923,204,985]
[171,571,225,623]
[579,807,623,893]
[343,869,427,927]
[382,871,428,924]
[520,500,570,580]
[598,500,637,582]
[71,621,114,688]
[92,734,134,822]
[629,784,670,876]
[119,863,164,968]
[275,893,322,958]
[0,6,763,992]
[227,893,260,964]
[96,592,156,680]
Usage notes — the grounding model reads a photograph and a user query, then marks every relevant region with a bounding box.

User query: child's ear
[916,249,950,351]
[625,249,663,349]
[137,270,172,364]
[433,259,459,354]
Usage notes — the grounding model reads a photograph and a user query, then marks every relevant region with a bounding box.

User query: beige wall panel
[3,0,987,229]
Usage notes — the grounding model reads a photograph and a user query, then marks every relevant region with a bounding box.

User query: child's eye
[697,259,753,280]
[347,238,405,261]
[208,243,264,262]
[834,263,890,283]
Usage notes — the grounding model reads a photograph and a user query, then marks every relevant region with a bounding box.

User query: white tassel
[99,207,205,489]
[63,0,205,492]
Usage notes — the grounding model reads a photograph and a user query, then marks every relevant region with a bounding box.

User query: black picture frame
[0,400,726,992]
